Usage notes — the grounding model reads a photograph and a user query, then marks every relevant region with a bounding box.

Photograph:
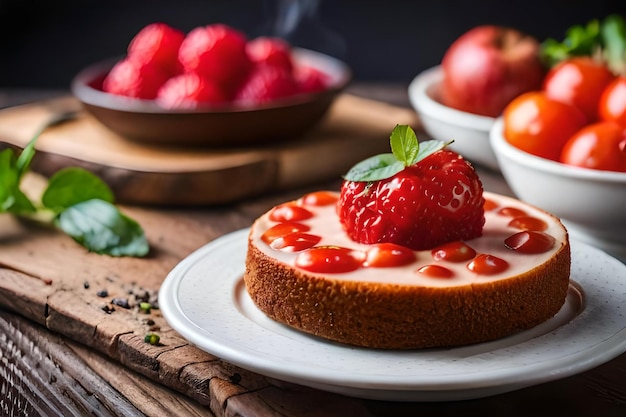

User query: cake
[244,126,571,349]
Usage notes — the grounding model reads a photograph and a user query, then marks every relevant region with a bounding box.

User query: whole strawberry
[103,58,170,99]
[178,24,251,92]
[156,72,228,109]
[338,125,485,250]
[127,22,185,75]
[235,64,298,104]
[246,36,294,71]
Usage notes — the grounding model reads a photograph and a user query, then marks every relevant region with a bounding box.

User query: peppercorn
[144,333,160,345]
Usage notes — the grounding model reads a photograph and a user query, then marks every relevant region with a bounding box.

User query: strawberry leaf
[343,125,449,182]
[414,139,449,163]
[343,153,404,182]
[390,124,419,166]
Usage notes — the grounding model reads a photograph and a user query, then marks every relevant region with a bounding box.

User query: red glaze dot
[431,241,477,262]
[261,222,310,244]
[417,264,454,278]
[300,191,338,206]
[269,203,313,222]
[365,243,416,267]
[467,254,509,275]
[498,207,527,218]
[504,231,555,254]
[270,232,321,252]
[508,216,548,231]
[484,199,498,211]
[295,246,366,273]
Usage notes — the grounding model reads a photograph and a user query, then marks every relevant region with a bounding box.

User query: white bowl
[490,117,626,262]
[408,65,498,171]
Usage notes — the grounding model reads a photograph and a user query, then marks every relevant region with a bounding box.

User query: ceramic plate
[159,229,626,401]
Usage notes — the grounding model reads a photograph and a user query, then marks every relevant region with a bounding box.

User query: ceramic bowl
[71,48,351,147]
[408,65,498,171]
[490,117,626,261]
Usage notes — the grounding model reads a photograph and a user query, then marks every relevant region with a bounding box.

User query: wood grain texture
[0,311,215,417]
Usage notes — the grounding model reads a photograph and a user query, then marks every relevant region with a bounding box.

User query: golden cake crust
[243,192,571,349]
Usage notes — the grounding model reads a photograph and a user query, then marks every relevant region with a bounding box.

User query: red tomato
[543,56,615,122]
[599,76,626,127]
[560,121,626,172]
[503,91,587,160]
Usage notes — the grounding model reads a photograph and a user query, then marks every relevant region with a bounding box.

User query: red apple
[440,25,545,117]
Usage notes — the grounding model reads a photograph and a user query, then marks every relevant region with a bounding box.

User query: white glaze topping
[249,191,568,287]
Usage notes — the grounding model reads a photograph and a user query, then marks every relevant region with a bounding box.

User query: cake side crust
[244,236,571,349]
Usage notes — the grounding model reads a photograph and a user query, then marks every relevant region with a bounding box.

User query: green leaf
[16,111,78,178]
[0,149,17,211]
[343,153,405,182]
[601,14,626,75]
[42,167,114,213]
[390,124,419,166]
[15,133,39,179]
[540,19,601,67]
[540,14,626,73]
[55,199,149,257]
[0,148,36,214]
[343,125,450,182]
[414,139,449,163]
[7,188,37,214]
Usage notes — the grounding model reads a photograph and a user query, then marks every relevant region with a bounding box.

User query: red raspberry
[235,64,298,104]
[102,58,169,99]
[246,36,293,71]
[338,147,485,251]
[294,65,329,94]
[127,22,185,75]
[178,24,251,91]
[156,72,228,109]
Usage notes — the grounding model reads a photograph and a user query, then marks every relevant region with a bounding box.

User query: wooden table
[1,85,625,417]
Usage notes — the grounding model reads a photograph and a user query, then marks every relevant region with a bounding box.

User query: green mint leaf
[343,125,450,182]
[7,189,37,214]
[390,124,419,166]
[541,19,601,67]
[15,133,39,179]
[3,110,148,257]
[414,139,449,164]
[540,14,626,72]
[601,14,626,75]
[0,149,18,211]
[0,148,36,214]
[16,111,77,178]
[343,153,405,182]
[42,167,114,213]
[55,199,149,257]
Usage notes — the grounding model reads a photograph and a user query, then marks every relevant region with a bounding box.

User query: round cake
[244,190,570,349]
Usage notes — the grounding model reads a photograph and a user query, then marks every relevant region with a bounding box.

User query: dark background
[0,0,624,89]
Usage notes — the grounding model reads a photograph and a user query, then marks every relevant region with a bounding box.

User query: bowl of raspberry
[71,23,351,147]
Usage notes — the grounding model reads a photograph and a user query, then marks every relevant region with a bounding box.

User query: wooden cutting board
[0,94,420,206]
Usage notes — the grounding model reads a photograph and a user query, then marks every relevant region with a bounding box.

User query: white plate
[159,229,626,401]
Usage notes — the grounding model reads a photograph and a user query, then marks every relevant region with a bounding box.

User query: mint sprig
[343,124,449,182]
[541,14,625,75]
[0,115,149,257]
